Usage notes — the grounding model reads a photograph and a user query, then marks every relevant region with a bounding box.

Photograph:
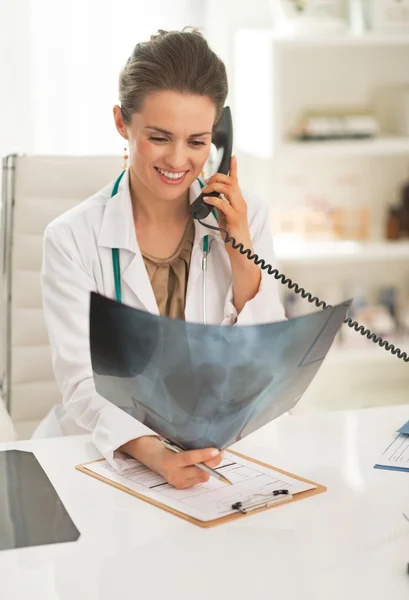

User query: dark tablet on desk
[0,450,80,551]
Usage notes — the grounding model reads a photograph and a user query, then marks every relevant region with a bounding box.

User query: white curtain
[0,0,33,158]
[0,0,274,158]
[0,0,204,157]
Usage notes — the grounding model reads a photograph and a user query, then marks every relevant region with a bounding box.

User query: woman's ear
[113,105,128,139]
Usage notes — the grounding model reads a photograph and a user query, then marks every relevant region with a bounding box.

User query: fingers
[202,181,246,214]
[175,452,223,473]
[201,181,231,198]
[177,447,221,468]
[230,155,238,180]
[205,172,231,186]
[168,464,206,480]
[203,453,223,469]
[174,473,210,490]
[203,195,235,221]
[205,156,237,185]
[166,465,210,489]
[162,447,224,489]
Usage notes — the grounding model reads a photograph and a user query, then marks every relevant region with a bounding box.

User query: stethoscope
[110,171,215,324]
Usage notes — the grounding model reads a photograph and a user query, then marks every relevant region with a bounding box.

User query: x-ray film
[90,293,351,450]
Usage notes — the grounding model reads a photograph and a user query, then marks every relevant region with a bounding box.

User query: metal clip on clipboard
[231,489,292,514]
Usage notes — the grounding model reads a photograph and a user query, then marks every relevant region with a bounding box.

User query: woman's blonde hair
[119,27,228,125]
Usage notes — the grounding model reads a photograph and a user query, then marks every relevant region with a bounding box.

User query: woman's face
[114,90,216,202]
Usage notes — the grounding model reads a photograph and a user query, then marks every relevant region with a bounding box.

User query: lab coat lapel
[185,181,221,321]
[97,170,159,315]
[98,173,219,318]
[122,251,159,315]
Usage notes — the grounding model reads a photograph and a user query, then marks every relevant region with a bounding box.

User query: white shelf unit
[234,28,409,166]
[270,32,409,48]
[281,137,409,157]
[234,29,409,410]
[275,240,409,265]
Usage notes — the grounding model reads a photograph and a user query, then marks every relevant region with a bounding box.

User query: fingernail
[209,449,219,457]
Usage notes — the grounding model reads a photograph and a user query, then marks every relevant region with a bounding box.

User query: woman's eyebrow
[145,126,212,137]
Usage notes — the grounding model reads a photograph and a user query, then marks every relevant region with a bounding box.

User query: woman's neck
[128,168,189,226]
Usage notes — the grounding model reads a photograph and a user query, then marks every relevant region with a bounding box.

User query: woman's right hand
[120,436,224,489]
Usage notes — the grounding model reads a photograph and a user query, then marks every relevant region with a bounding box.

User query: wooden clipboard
[76,450,326,528]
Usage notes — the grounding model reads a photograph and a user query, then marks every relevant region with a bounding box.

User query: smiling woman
[113,91,215,217]
[112,29,226,261]
[36,28,286,489]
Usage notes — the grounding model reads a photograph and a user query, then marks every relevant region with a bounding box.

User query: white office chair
[0,398,17,442]
[0,155,121,438]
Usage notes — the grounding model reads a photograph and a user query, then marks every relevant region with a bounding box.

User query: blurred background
[0,0,408,441]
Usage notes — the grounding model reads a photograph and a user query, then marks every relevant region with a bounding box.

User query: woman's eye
[149,136,167,143]
[149,136,205,147]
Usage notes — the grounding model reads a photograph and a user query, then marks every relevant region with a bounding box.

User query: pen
[160,438,233,485]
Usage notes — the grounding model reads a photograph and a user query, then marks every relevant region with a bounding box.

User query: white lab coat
[34,170,286,470]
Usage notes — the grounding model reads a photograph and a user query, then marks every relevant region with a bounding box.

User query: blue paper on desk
[374,433,409,472]
[89,292,351,451]
[397,420,409,435]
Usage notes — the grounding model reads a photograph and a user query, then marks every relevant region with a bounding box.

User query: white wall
[203,0,274,113]
[0,0,33,157]
[0,0,271,158]
[0,0,205,158]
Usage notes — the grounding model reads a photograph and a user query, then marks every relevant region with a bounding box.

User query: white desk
[1,405,408,600]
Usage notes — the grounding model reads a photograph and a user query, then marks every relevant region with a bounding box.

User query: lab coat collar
[97,169,137,252]
[96,169,221,314]
[97,169,221,252]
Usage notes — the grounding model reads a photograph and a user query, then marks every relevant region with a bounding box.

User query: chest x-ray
[90,293,351,450]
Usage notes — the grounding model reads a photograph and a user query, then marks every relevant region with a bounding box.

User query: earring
[200,169,205,179]
[123,145,129,170]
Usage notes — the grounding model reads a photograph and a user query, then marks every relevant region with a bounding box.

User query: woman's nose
[165,144,189,169]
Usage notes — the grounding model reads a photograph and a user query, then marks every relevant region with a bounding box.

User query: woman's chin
[151,175,196,200]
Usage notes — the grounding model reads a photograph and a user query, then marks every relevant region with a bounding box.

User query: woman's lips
[155,167,188,185]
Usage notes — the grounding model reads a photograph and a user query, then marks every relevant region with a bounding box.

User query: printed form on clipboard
[77,451,325,527]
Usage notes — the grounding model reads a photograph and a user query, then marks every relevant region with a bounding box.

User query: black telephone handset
[189,106,233,220]
[190,107,408,363]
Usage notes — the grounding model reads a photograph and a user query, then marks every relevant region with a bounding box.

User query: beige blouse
[141,219,195,320]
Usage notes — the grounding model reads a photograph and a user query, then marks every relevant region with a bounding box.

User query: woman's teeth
[156,167,187,182]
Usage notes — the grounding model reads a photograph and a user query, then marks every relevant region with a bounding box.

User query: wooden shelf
[275,240,409,265]
[280,137,409,157]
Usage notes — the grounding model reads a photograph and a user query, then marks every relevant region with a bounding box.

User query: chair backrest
[0,155,121,434]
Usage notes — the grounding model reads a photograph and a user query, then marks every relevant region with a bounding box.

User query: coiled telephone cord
[200,221,409,363]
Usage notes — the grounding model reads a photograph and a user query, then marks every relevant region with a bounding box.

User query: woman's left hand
[200,156,261,315]
[201,156,251,250]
